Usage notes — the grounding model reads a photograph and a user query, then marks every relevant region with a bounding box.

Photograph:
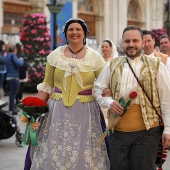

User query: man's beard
[123,47,142,59]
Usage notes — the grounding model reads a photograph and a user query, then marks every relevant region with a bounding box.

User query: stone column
[95,15,104,45]
[146,0,151,30]
[104,0,110,38]
[111,0,118,45]
[117,0,128,45]
[72,1,78,18]
[151,0,164,29]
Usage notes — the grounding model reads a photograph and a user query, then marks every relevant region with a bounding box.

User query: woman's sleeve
[37,61,55,94]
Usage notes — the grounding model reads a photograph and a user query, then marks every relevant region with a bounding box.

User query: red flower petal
[21,97,47,107]
[129,91,138,99]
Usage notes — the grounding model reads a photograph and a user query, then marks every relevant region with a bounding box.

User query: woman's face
[66,23,85,45]
[101,41,112,57]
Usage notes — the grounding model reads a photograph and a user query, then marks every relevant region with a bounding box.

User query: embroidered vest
[154,51,168,65]
[109,55,161,130]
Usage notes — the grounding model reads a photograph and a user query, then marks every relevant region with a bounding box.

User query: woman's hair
[102,40,112,47]
[63,18,89,45]
[0,40,5,52]
[15,42,22,57]
[8,45,16,53]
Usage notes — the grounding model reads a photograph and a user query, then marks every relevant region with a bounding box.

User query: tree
[20,13,51,92]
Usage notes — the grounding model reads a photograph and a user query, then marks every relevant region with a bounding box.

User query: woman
[98,39,118,62]
[15,42,29,104]
[28,18,110,170]
[0,40,6,97]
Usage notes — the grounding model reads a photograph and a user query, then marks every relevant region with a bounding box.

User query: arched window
[127,0,142,26]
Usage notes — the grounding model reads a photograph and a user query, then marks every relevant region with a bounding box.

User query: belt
[54,87,92,95]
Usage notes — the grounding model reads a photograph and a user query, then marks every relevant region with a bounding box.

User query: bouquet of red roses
[17,96,48,147]
[97,90,138,147]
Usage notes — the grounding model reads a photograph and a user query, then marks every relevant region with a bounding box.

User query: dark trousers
[3,73,9,95]
[7,79,20,110]
[109,127,162,170]
[16,82,25,104]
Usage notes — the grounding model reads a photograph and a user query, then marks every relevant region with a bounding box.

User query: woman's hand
[162,134,170,150]
[102,88,112,97]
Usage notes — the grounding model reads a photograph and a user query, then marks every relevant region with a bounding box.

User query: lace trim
[47,45,105,90]
[47,45,105,72]
[50,92,96,102]
[37,83,53,94]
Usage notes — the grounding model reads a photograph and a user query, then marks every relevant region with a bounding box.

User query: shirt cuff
[37,82,53,94]
[163,126,170,135]
[106,98,114,109]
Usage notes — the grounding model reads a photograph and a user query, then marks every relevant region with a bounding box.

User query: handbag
[10,55,29,80]
[126,57,168,170]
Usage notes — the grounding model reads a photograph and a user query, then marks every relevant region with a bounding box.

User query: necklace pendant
[72,54,77,58]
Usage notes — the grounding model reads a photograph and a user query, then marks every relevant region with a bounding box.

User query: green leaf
[36,106,48,113]
[17,103,25,109]
[119,97,125,106]
[126,100,131,108]
[23,106,36,115]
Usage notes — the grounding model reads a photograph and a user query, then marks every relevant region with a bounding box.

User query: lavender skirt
[24,98,110,170]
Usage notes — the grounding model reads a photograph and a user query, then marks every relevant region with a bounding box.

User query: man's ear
[153,37,156,45]
[142,39,146,48]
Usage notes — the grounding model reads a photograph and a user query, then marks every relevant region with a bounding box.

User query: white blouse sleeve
[93,61,114,109]
[157,62,170,134]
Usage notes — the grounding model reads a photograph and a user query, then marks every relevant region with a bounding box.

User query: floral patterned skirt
[30,98,110,170]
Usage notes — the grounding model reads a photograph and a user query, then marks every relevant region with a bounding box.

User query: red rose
[129,91,138,99]
[21,97,47,107]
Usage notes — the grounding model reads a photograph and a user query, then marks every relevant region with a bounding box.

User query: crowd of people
[1,17,170,170]
[0,41,28,113]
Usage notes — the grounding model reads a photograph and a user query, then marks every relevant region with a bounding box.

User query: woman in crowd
[26,18,110,170]
[98,39,118,62]
[0,40,6,97]
[15,42,29,104]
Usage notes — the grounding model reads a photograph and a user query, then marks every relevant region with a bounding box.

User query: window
[4,12,24,26]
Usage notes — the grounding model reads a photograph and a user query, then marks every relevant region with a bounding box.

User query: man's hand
[162,134,170,149]
[102,88,112,97]
[109,101,124,116]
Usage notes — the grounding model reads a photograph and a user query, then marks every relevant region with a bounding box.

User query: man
[160,35,170,56]
[94,25,170,170]
[142,30,168,65]
[160,35,170,74]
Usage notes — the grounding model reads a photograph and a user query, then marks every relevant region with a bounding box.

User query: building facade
[0,0,168,47]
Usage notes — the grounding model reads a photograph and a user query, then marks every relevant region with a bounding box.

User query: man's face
[143,34,155,55]
[160,37,170,55]
[122,30,143,59]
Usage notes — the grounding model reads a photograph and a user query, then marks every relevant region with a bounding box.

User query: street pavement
[0,93,170,170]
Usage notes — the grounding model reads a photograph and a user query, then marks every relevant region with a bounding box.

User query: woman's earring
[83,38,86,45]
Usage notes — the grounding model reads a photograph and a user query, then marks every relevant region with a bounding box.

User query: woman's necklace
[68,46,84,59]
